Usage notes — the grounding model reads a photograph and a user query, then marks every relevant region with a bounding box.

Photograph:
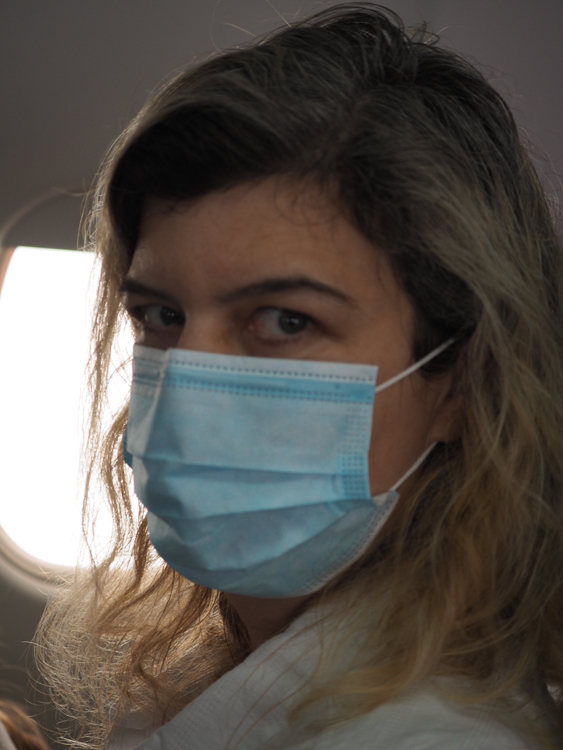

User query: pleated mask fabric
[124,343,447,596]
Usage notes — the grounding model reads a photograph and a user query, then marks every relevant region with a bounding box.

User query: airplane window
[0,246,133,570]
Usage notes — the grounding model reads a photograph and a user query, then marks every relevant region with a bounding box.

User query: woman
[37,5,563,749]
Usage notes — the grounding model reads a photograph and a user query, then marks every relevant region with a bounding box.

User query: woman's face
[122,179,455,497]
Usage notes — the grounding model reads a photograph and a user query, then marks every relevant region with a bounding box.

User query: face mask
[124,340,452,598]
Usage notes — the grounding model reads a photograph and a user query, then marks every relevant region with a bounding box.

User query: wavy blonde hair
[36,4,563,748]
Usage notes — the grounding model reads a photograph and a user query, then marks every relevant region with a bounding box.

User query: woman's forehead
[133,180,403,305]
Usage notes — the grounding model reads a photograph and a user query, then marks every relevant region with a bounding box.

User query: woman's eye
[133,304,183,329]
[250,308,311,339]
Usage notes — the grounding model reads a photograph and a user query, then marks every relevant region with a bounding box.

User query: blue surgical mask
[124,341,451,597]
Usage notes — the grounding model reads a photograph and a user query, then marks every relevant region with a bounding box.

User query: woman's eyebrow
[119,278,177,303]
[217,276,357,307]
[119,276,357,307]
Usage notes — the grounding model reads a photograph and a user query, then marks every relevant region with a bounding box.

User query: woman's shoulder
[274,690,535,750]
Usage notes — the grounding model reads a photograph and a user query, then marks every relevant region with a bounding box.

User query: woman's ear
[427,368,463,445]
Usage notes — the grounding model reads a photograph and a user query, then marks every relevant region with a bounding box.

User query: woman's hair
[0,701,49,750]
[36,4,563,748]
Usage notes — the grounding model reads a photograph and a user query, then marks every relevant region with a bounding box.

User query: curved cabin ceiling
[1,0,561,250]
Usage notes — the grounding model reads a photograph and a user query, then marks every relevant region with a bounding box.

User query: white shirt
[111,610,536,750]
[0,721,16,750]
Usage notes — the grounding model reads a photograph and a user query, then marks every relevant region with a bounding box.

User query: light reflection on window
[0,247,133,568]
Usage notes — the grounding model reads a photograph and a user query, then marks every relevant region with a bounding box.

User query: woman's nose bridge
[175,310,241,355]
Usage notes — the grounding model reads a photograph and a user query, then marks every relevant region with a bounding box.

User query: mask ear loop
[372,442,437,505]
[388,442,437,493]
[371,337,455,503]
[375,338,456,394]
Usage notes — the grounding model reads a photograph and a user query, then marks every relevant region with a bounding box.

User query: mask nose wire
[375,338,456,394]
